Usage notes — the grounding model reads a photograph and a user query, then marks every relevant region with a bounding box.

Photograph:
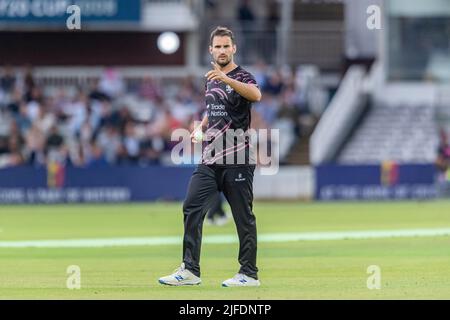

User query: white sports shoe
[222,273,261,287]
[158,263,201,286]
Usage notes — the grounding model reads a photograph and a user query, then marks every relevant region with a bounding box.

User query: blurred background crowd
[0,63,319,169]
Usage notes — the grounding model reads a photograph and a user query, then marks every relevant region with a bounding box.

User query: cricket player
[159,26,262,287]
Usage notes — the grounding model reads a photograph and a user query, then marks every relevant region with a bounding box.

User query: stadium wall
[254,166,314,200]
[316,163,438,200]
[0,166,314,204]
[0,164,437,204]
[0,166,194,204]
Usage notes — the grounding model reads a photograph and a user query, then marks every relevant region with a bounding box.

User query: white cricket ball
[194,130,203,142]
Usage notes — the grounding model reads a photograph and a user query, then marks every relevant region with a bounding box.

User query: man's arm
[190,114,208,143]
[223,77,261,102]
[205,62,262,102]
[200,113,208,129]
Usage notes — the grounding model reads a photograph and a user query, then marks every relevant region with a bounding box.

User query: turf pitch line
[0,228,450,248]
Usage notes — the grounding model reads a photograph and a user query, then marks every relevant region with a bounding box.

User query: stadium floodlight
[157,32,180,54]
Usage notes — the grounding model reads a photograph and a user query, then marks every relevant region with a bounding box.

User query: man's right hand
[190,129,203,143]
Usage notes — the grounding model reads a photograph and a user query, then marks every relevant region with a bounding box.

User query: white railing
[310,65,367,164]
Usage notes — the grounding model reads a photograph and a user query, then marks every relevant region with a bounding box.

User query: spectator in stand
[96,124,122,165]
[0,65,301,168]
[89,79,111,102]
[85,141,109,168]
[161,108,183,146]
[109,106,133,135]
[254,93,279,126]
[262,70,284,96]
[25,123,46,167]
[7,135,25,166]
[45,125,65,162]
[278,85,301,137]
[121,121,140,164]
[253,59,269,90]
[64,91,88,136]
[34,103,56,136]
[15,103,32,135]
[0,120,21,168]
[139,137,162,166]
[23,66,36,102]
[0,65,16,93]
[139,76,162,102]
[25,86,43,122]
[6,88,22,114]
[98,67,125,99]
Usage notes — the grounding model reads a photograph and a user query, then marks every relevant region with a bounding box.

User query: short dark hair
[209,26,235,46]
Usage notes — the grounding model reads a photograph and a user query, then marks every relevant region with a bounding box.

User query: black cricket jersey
[201,65,258,167]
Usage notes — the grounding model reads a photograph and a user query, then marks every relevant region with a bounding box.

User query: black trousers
[182,164,258,279]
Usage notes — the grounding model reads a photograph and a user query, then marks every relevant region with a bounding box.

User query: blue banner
[0,0,141,23]
[0,165,194,204]
[316,163,438,200]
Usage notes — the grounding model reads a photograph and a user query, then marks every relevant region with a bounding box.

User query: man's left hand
[205,62,229,83]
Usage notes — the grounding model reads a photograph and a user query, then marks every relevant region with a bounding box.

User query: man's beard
[216,56,231,67]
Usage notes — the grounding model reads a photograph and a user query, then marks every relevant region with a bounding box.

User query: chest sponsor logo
[208,104,228,117]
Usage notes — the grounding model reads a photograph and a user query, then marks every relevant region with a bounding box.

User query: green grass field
[1,200,450,299]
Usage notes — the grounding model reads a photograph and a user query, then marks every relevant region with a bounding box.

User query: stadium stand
[338,104,438,164]
[0,63,313,168]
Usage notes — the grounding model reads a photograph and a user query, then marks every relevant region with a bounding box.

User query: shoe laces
[173,263,186,275]
[233,273,246,281]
